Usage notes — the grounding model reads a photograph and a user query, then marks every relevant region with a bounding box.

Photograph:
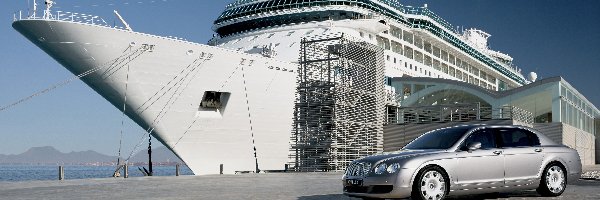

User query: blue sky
[0,0,598,156]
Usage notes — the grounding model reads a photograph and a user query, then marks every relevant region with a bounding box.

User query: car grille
[345,162,372,177]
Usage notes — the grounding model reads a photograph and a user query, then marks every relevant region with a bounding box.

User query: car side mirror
[467,142,482,153]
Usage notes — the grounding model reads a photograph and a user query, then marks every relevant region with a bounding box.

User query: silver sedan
[343,125,582,200]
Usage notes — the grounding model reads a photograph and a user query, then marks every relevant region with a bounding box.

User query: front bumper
[343,168,415,199]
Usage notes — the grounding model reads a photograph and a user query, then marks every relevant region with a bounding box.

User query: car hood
[356,149,444,163]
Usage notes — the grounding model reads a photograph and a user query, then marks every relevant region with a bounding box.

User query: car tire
[411,166,448,200]
[537,163,567,197]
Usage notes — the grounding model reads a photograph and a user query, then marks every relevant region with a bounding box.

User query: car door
[454,128,504,190]
[497,128,544,187]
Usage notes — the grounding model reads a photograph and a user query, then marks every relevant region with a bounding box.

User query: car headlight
[374,163,387,174]
[387,163,401,174]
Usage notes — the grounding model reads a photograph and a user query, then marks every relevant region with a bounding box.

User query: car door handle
[493,150,503,155]
[535,148,543,152]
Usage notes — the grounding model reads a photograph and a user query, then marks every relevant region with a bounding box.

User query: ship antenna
[114,10,133,31]
[32,0,37,18]
[43,0,55,19]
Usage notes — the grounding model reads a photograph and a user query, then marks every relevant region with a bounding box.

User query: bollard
[58,166,64,181]
[124,165,129,178]
[220,164,224,175]
[176,164,180,176]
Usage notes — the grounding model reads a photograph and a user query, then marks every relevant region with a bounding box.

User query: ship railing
[14,10,124,30]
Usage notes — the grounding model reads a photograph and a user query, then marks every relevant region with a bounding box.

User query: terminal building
[383,76,600,166]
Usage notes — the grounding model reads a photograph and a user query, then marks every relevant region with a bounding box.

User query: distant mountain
[0,146,183,165]
[0,146,115,164]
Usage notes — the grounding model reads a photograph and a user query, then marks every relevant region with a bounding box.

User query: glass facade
[560,84,598,135]
[391,77,599,136]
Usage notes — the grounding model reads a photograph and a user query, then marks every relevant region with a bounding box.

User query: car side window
[497,128,532,148]
[462,129,496,149]
[525,129,541,146]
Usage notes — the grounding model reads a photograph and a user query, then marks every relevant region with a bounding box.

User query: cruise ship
[12,0,532,174]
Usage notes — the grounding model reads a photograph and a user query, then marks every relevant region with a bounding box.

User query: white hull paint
[14,20,298,174]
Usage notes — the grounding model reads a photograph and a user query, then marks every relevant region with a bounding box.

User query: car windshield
[403,127,470,150]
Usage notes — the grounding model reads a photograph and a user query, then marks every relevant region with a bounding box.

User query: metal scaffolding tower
[290,33,386,172]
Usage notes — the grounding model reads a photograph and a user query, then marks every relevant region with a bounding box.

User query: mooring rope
[0,46,146,112]
[241,63,260,173]
[115,48,133,167]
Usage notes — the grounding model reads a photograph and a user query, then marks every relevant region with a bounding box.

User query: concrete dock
[1,173,599,200]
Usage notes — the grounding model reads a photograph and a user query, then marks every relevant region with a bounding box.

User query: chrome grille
[345,162,372,177]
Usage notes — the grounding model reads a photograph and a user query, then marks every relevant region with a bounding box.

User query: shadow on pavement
[299,181,600,200]
[297,194,358,200]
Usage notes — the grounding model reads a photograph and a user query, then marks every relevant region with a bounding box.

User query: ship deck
[1,172,600,199]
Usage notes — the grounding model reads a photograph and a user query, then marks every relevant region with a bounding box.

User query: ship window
[376,36,390,50]
[441,50,448,61]
[433,60,440,71]
[267,33,275,38]
[414,51,423,64]
[403,30,413,44]
[449,54,455,65]
[480,71,487,79]
[286,31,295,36]
[414,37,423,49]
[433,46,441,58]
[200,91,230,110]
[404,46,413,59]
[360,32,364,37]
[442,63,448,73]
[424,42,432,53]
[391,41,402,54]
[456,58,463,70]
[249,35,259,41]
[424,55,432,67]
[449,67,455,77]
[390,26,402,39]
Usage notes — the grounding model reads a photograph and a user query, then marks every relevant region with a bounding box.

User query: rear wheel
[537,163,567,197]
[411,166,448,200]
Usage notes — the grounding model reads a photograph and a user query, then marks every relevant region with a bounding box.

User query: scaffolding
[289,33,386,172]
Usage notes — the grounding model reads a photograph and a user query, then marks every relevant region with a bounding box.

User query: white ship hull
[14,20,298,174]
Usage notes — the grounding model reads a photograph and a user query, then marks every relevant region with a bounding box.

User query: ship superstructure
[12,0,531,174]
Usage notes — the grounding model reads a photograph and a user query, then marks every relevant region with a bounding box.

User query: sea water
[0,165,194,182]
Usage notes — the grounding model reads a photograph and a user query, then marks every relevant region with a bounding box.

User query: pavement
[0,172,599,200]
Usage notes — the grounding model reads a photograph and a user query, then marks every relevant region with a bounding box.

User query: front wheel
[537,163,567,196]
[411,166,448,200]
